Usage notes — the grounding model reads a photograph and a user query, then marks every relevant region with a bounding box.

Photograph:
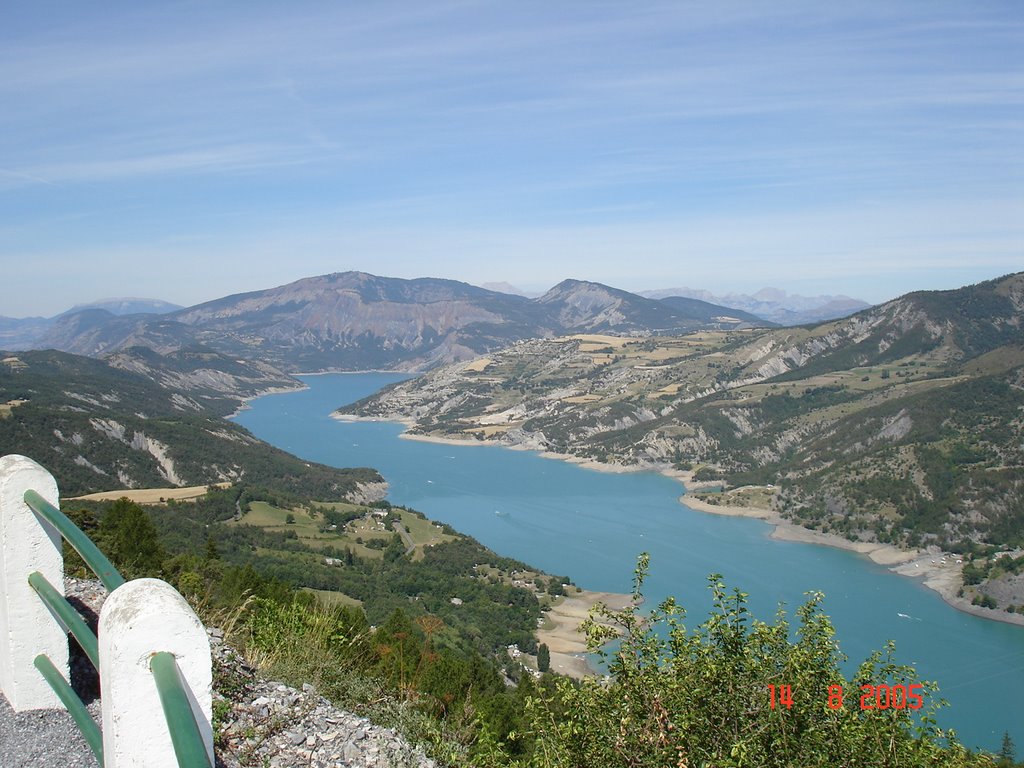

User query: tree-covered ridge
[0,349,376,498]
[71,483,546,661]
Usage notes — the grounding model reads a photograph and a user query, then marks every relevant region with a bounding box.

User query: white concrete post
[99,578,213,768]
[0,454,68,711]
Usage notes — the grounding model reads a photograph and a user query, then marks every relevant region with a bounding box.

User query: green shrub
[520,555,984,768]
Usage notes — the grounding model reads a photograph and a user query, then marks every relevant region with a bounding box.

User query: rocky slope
[104,345,300,412]
[342,273,1024,608]
[214,638,437,768]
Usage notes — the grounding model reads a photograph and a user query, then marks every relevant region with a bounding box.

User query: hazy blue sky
[2,1,1021,317]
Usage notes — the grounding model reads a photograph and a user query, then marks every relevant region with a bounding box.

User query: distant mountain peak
[63,297,183,317]
[640,286,871,325]
[21,272,772,369]
[536,278,769,333]
[751,287,788,302]
[539,277,617,297]
[478,281,531,297]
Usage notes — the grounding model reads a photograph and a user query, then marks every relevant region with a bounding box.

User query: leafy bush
[518,555,986,768]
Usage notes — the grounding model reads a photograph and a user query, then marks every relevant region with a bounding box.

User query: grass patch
[317,500,366,514]
[0,399,27,418]
[398,509,456,551]
[570,334,632,349]
[68,483,231,504]
[963,344,1024,376]
[244,500,320,534]
[234,500,393,559]
[303,587,362,608]
[562,394,603,403]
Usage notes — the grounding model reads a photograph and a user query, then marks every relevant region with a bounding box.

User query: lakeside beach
[535,589,634,679]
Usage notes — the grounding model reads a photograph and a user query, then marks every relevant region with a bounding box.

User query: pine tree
[537,642,550,673]
[998,731,1016,766]
[98,497,165,577]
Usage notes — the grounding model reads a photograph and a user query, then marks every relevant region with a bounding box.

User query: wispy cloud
[0,144,337,189]
[1,1,1020,315]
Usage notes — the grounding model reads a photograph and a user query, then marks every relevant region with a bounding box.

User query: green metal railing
[33,653,104,761]
[150,652,214,768]
[28,572,99,668]
[24,490,125,592]
[22,489,212,768]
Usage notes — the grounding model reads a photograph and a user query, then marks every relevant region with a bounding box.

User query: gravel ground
[0,579,103,768]
[0,696,100,768]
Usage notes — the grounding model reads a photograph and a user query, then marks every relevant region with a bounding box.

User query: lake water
[234,372,1023,752]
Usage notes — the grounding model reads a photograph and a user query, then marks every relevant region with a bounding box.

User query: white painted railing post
[0,454,68,711]
[99,578,213,768]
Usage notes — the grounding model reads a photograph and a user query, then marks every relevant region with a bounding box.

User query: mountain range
[0,297,182,349]
[3,269,1023,616]
[640,286,871,325]
[15,273,773,372]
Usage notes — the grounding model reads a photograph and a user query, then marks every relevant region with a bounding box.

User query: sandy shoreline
[334,413,417,428]
[535,589,635,679]
[226,383,308,419]
[678,488,1024,626]
[323,415,1024,630]
[678,491,917,566]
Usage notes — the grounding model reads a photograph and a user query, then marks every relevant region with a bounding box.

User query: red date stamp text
[768,683,924,711]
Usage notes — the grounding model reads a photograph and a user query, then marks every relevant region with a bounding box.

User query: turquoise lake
[233,372,1023,752]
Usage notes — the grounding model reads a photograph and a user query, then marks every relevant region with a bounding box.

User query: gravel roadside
[0,578,437,768]
[0,578,103,767]
[0,696,100,768]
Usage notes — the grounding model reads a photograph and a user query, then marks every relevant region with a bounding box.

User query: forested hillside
[0,349,374,498]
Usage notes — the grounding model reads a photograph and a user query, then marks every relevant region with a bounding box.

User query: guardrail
[0,454,213,767]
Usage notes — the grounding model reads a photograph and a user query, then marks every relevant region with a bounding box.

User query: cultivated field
[68,482,232,504]
[233,500,455,561]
